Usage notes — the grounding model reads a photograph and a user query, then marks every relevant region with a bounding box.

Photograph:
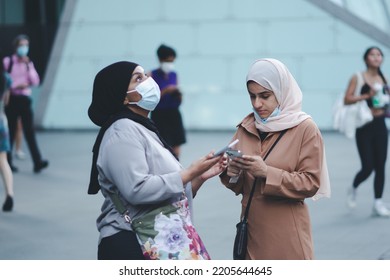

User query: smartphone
[226,149,243,158]
[214,139,239,157]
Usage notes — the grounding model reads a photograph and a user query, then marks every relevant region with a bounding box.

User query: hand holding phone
[226,149,243,159]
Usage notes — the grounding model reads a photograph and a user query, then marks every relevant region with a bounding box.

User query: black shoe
[2,195,13,212]
[34,160,49,173]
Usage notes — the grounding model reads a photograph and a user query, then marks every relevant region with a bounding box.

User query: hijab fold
[247,59,331,200]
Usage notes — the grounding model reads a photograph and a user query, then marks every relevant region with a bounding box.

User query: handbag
[333,72,373,139]
[109,192,211,260]
[233,129,287,260]
[333,96,373,139]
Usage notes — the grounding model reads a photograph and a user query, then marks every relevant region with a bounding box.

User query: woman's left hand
[230,155,268,178]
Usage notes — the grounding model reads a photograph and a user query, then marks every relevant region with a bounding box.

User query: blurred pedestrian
[344,46,390,217]
[220,58,330,259]
[3,34,48,173]
[0,52,14,211]
[149,44,186,160]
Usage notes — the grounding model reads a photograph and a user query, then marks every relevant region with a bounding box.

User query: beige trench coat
[220,114,323,260]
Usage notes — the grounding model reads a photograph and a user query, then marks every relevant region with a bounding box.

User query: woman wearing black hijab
[88,61,226,260]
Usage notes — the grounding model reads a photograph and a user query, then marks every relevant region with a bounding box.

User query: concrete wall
[39,0,390,130]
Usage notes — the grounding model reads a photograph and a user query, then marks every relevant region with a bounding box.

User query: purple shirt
[3,54,40,96]
[151,69,180,109]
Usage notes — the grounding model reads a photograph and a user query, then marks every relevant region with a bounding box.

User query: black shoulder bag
[233,129,287,260]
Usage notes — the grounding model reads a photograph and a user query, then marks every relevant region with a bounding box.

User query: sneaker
[347,186,357,208]
[373,201,390,217]
[15,150,26,160]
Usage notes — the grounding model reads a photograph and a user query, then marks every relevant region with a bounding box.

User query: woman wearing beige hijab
[220,58,330,260]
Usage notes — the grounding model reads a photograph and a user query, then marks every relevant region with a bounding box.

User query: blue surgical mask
[127,77,161,111]
[16,45,29,57]
[253,106,281,124]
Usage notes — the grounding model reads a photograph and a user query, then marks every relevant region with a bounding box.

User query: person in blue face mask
[88,61,227,260]
[220,58,330,260]
[2,34,48,173]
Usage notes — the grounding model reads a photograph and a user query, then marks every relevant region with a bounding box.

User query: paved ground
[0,130,389,260]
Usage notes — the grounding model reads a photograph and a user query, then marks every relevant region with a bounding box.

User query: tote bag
[131,196,210,260]
[110,192,211,260]
[333,72,373,139]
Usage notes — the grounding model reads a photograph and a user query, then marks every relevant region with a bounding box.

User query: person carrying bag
[87,61,226,260]
[233,129,287,260]
[220,58,330,260]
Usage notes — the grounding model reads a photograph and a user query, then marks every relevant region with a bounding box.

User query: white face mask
[161,62,175,74]
[127,77,161,111]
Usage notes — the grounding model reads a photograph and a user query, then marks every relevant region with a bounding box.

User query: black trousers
[353,116,388,198]
[5,94,43,166]
[98,230,144,260]
[151,108,186,147]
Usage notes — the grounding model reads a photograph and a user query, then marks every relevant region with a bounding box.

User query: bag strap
[109,188,186,223]
[108,192,128,215]
[354,72,364,97]
[242,129,287,222]
[109,191,134,224]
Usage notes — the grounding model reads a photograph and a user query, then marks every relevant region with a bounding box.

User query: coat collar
[238,113,260,139]
[238,113,279,141]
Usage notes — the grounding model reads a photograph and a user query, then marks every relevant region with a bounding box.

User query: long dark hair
[363,46,387,84]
